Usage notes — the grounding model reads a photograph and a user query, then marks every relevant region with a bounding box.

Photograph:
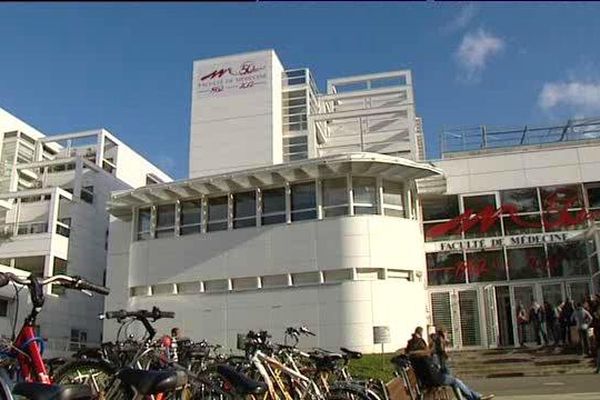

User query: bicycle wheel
[52,359,117,398]
[327,385,374,400]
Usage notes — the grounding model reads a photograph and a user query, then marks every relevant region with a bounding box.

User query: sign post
[373,326,391,371]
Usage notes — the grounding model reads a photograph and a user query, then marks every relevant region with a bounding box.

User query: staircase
[449,346,596,379]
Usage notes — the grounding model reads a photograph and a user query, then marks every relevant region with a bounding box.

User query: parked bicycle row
[0,270,486,400]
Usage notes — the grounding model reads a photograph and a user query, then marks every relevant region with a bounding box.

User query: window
[81,186,94,204]
[547,241,589,277]
[51,257,68,295]
[152,283,174,296]
[177,282,201,294]
[422,195,459,221]
[352,177,377,215]
[291,182,316,221]
[501,188,539,213]
[261,274,289,288]
[207,197,228,232]
[155,204,175,238]
[382,180,404,217]
[465,250,507,282]
[322,177,348,218]
[136,207,152,240]
[180,200,202,235]
[232,277,259,291]
[502,214,543,235]
[56,218,71,238]
[70,328,87,351]
[586,183,600,210]
[540,185,583,210]
[462,194,501,238]
[291,272,321,286]
[0,299,7,317]
[146,174,161,185]
[323,269,353,283]
[261,188,286,225]
[204,279,229,293]
[506,247,547,280]
[233,191,256,229]
[426,252,466,285]
[14,256,45,277]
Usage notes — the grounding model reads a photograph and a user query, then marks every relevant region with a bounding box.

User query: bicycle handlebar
[0,272,109,296]
[104,307,175,322]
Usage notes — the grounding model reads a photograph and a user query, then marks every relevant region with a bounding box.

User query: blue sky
[1,3,599,179]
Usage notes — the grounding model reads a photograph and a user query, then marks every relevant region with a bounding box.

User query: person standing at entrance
[571,302,593,355]
[561,300,575,345]
[530,302,548,346]
[517,303,529,347]
[544,301,560,346]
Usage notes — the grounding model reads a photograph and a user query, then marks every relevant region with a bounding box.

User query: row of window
[422,183,600,241]
[135,177,408,241]
[427,239,597,286]
[130,267,414,297]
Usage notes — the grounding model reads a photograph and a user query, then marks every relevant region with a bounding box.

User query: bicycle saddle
[117,368,188,395]
[12,382,92,400]
[340,347,362,359]
[216,364,267,395]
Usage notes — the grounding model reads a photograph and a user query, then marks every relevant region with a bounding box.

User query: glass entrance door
[541,283,564,308]
[495,285,514,347]
[512,285,536,344]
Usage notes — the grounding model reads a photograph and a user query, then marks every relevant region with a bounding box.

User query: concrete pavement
[466,374,600,399]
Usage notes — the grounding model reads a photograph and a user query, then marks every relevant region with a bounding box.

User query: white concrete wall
[436,141,600,194]
[189,50,284,178]
[105,215,428,352]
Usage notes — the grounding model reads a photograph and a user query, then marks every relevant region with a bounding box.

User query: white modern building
[421,119,600,349]
[0,108,170,356]
[105,49,437,352]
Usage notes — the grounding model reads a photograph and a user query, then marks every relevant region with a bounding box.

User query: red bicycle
[0,271,109,384]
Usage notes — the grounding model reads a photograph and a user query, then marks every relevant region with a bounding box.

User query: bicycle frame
[13,323,49,384]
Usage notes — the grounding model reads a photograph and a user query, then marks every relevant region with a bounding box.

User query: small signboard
[373,326,391,344]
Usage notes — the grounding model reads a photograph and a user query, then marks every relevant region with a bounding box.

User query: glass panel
[353,177,376,204]
[541,284,563,308]
[501,188,540,213]
[502,214,543,235]
[322,178,348,218]
[208,197,228,232]
[262,188,285,226]
[463,194,496,213]
[156,204,175,238]
[542,211,588,232]
[421,196,459,221]
[137,207,152,240]
[462,194,502,239]
[426,252,466,285]
[52,257,68,295]
[430,292,454,346]
[180,199,202,233]
[568,281,590,304]
[465,250,507,282]
[423,221,462,242]
[540,185,583,211]
[234,191,256,229]
[547,241,589,277]
[586,184,600,209]
[14,256,45,277]
[291,182,316,218]
[507,247,547,280]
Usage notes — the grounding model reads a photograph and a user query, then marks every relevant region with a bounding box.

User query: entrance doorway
[495,286,514,347]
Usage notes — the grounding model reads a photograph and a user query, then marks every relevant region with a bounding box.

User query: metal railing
[441,117,600,156]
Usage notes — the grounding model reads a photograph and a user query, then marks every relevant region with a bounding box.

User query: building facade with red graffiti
[422,119,600,349]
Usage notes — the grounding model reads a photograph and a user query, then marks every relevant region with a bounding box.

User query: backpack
[409,355,445,387]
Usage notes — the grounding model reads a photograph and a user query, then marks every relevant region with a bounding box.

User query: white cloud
[538,81,600,113]
[455,28,505,81]
[443,4,478,33]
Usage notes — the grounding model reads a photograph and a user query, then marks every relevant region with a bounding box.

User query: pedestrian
[406,326,428,353]
[571,302,593,356]
[529,302,548,346]
[517,302,529,347]
[544,301,560,346]
[431,328,451,374]
[561,300,574,346]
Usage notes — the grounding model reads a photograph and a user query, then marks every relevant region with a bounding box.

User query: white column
[285,182,291,224]
[347,174,354,216]
[47,188,60,235]
[73,157,84,199]
[96,131,105,168]
[316,179,323,220]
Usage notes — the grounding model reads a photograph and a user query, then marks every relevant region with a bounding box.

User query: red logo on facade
[426,193,595,240]
[200,61,266,81]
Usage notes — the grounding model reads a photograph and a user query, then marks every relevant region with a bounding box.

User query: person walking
[544,301,560,346]
[517,303,529,347]
[561,299,575,346]
[571,302,593,356]
[529,302,548,346]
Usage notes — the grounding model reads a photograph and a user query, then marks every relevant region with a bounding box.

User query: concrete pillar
[96,131,105,168]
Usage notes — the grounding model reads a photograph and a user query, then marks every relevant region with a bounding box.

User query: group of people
[404,326,494,400]
[516,294,600,371]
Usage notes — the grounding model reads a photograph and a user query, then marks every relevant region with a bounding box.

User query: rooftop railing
[441,117,600,156]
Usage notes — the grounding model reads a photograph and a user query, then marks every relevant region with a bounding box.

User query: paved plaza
[468,374,600,399]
